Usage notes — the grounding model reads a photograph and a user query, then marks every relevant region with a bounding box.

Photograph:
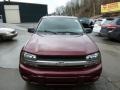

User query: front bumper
[19,64,102,85]
[2,32,18,39]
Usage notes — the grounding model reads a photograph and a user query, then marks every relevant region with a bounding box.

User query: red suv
[19,16,102,86]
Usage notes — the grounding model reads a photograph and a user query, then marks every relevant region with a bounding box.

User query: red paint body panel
[23,34,99,55]
[19,64,102,85]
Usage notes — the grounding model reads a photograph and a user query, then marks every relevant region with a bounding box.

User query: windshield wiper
[38,30,57,34]
[37,30,83,35]
[57,32,83,35]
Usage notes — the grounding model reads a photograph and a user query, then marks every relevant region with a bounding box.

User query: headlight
[11,31,16,34]
[5,32,11,35]
[23,52,37,61]
[86,52,101,64]
[86,53,99,60]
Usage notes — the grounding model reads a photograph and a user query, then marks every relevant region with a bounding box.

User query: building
[0,1,48,23]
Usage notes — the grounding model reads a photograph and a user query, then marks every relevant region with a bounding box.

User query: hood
[23,34,99,56]
[0,28,15,33]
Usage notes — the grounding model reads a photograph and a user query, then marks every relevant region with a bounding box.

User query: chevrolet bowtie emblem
[56,61,65,66]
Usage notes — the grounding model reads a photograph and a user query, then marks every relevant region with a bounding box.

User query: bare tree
[55,0,120,17]
[55,6,66,15]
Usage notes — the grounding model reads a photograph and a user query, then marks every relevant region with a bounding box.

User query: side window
[116,19,120,25]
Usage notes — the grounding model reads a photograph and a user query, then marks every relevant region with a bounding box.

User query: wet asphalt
[0,23,120,90]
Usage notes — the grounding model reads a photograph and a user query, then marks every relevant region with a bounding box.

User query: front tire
[2,37,13,41]
[109,32,120,42]
[116,33,120,42]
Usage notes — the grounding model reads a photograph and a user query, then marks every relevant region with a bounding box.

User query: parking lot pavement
[0,23,26,30]
[89,33,120,89]
[0,23,120,90]
[0,24,31,68]
[16,23,38,29]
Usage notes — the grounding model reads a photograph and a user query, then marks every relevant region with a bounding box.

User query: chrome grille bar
[24,60,94,66]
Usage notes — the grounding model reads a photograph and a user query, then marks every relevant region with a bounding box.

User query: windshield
[79,17,90,24]
[102,19,114,25]
[37,17,83,34]
[95,20,102,25]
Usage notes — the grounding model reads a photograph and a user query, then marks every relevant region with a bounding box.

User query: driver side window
[116,19,120,25]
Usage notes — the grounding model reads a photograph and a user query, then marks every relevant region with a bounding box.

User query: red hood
[23,34,99,56]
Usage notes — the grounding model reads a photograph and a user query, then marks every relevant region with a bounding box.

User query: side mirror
[28,28,35,33]
[84,28,92,34]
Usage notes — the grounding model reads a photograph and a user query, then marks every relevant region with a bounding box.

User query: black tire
[7,38,13,40]
[98,33,103,37]
[3,38,13,41]
[108,36,115,41]
[26,81,31,85]
[110,32,120,42]
[26,81,39,86]
[0,36,4,40]
[0,37,2,41]
[116,33,120,42]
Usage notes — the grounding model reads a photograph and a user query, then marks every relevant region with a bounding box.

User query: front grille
[25,55,88,68]
[11,31,16,34]
[37,55,86,61]
[36,65,86,69]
